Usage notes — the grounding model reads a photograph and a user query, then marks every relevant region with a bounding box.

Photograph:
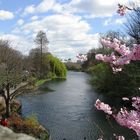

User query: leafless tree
[0,40,23,117]
[125,7,140,44]
[28,48,41,76]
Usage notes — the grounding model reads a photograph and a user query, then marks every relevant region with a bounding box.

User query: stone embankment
[0,125,36,140]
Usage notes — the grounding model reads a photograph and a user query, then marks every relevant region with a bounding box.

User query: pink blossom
[112,67,122,73]
[117,4,127,16]
[95,99,112,115]
[97,138,103,140]
[122,97,129,101]
[115,109,140,136]
[76,53,87,61]
[113,134,125,140]
[132,97,140,111]
[95,3,140,139]
[95,98,140,137]
[95,54,105,61]
[96,38,140,72]
[117,135,125,140]
[131,45,140,60]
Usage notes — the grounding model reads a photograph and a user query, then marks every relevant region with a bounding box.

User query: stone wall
[0,125,36,140]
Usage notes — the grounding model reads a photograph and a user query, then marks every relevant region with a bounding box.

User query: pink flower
[95,99,112,115]
[132,97,140,110]
[96,37,140,72]
[76,54,87,61]
[117,135,125,140]
[115,109,140,136]
[95,54,104,61]
[117,4,127,16]
[95,97,140,137]
[122,97,129,101]
[113,134,125,140]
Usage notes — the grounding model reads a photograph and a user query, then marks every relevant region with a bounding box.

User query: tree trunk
[5,100,10,117]
[5,83,10,117]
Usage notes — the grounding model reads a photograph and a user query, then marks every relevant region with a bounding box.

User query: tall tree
[34,31,49,78]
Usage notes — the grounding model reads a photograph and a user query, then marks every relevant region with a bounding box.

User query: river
[17,71,137,140]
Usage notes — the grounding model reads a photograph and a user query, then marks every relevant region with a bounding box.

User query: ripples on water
[18,71,137,140]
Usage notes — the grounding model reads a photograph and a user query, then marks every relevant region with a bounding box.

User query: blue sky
[0,0,137,60]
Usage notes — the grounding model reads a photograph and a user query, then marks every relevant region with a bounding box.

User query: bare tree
[0,40,23,117]
[35,31,49,78]
[28,48,41,76]
[125,7,140,43]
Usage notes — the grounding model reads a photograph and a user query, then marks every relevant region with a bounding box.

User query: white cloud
[24,5,35,15]
[17,19,24,25]
[115,18,126,25]
[23,0,55,15]
[22,14,90,33]
[23,0,140,18]
[11,13,99,60]
[63,0,140,18]
[104,18,112,26]
[37,0,55,13]
[5,0,135,60]
[53,0,121,18]
[22,0,118,17]
[0,34,34,55]
[30,16,38,21]
[104,17,127,26]
[0,10,14,20]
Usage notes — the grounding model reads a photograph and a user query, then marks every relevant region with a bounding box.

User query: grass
[35,79,50,87]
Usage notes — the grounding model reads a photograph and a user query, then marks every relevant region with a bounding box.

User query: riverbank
[11,76,67,139]
[35,79,51,87]
[0,125,36,140]
[0,97,51,140]
[0,78,54,140]
[7,112,50,140]
[30,77,66,90]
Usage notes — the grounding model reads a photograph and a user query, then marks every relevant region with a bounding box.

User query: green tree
[45,54,67,78]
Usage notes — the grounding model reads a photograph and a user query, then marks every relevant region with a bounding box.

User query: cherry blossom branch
[117,3,136,16]
[95,38,140,72]
[95,97,140,138]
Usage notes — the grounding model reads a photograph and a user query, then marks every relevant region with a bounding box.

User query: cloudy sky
[0,0,138,60]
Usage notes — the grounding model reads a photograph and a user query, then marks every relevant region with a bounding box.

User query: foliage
[90,61,140,97]
[65,62,82,71]
[84,31,140,97]
[82,45,113,71]
[10,100,21,114]
[8,113,49,140]
[28,50,67,79]
[35,79,48,87]
[94,29,140,139]
[45,54,67,78]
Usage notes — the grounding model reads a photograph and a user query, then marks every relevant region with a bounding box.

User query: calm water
[18,71,137,140]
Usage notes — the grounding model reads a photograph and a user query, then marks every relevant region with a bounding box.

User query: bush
[8,113,49,140]
[46,71,56,79]
[90,62,140,97]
